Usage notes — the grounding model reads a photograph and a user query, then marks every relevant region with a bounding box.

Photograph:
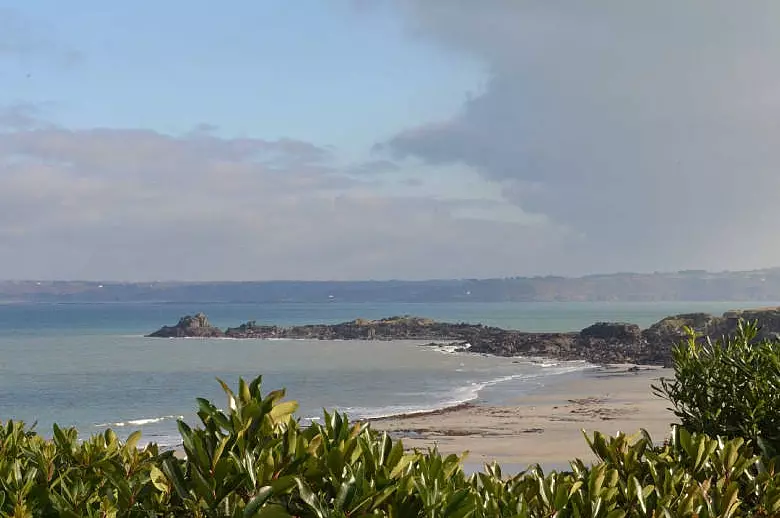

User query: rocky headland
[147,307,780,366]
[147,313,225,338]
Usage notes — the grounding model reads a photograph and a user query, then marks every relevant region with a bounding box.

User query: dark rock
[580,322,641,342]
[148,306,780,366]
[146,313,224,338]
[721,307,780,340]
[225,321,283,339]
[642,313,718,344]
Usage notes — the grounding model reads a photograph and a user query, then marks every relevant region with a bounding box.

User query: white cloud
[0,114,562,280]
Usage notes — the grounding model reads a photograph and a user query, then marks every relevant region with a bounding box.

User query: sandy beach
[370,366,677,469]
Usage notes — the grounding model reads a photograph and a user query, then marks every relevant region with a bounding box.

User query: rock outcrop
[146,313,224,338]
[147,307,780,365]
[642,313,718,344]
[721,307,780,340]
[580,322,642,342]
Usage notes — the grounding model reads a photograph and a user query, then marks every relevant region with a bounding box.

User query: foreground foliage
[654,320,780,455]
[1,376,779,517]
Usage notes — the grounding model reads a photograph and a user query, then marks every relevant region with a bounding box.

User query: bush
[653,320,780,455]
[2,374,780,516]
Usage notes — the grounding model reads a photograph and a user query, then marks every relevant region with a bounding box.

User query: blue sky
[3,1,780,280]
[1,1,482,153]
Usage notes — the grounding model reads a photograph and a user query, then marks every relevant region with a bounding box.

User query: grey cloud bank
[381,0,780,274]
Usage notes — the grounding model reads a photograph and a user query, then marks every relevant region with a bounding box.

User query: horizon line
[2,267,778,285]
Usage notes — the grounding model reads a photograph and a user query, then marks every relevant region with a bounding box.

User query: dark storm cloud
[381,1,780,273]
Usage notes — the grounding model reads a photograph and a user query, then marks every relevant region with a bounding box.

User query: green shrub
[0,419,170,517]
[653,320,780,455]
[3,374,780,516]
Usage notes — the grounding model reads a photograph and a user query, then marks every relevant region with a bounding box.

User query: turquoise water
[0,301,770,448]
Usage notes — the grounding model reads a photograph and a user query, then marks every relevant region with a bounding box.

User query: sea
[0,300,770,449]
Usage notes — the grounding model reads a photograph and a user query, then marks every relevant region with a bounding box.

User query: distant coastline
[4,268,780,303]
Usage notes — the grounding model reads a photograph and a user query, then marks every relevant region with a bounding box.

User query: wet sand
[369,366,676,468]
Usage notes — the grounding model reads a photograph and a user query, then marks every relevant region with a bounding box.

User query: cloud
[348,159,401,175]
[380,0,780,273]
[0,115,563,280]
[0,126,331,172]
[0,103,48,130]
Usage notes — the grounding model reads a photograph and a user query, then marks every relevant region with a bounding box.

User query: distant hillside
[3,269,780,303]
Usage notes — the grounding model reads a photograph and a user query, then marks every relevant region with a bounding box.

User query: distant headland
[146,307,780,366]
[5,268,780,302]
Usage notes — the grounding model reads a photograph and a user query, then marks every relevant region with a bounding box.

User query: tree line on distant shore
[5,268,780,302]
[1,321,779,516]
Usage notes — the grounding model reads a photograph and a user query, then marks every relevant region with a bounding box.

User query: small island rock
[146,312,224,338]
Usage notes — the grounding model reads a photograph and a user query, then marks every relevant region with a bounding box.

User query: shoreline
[364,401,478,424]
[369,365,676,467]
[361,361,594,424]
[167,365,675,468]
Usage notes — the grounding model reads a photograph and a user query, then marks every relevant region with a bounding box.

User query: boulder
[721,306,780,340]
[580,322,642,342]
[642,313,720,344]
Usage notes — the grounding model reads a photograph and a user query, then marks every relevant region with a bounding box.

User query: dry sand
[369,366,677,468]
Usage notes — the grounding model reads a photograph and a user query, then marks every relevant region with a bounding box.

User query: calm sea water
[0,301,770,447]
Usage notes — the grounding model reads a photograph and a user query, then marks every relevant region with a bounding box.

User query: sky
[2,1,780,281]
